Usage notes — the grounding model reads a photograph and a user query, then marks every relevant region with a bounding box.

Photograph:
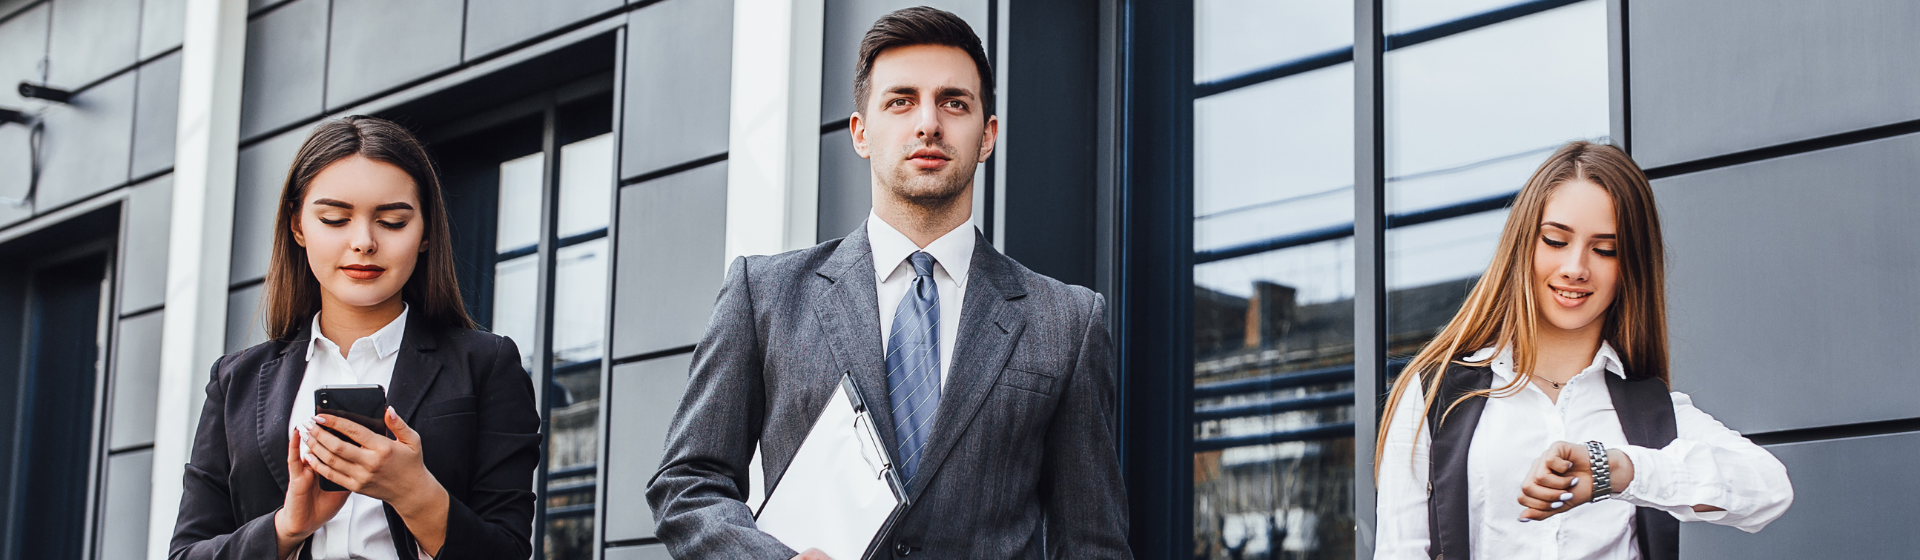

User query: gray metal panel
[815,130,869,242]
[1680,431,1920,559]
[139,0,187,58]
[326,0,464,110]
[119,174,172,313]
[111,310,163,450]
[226,283,268,353]
[464,0,621,60]
[611,161,727,359]
[0,2,48,107]
[46,0,141,87]
[603,543,672,560]
[603,353,693,542]
[619,0,732,179]
[819,0,988,124]
[230,129,305,284]
[0,122,30,228]
[239,0,326,140]
[248,0,293,14]
[1629,0,1920,168]
[1661,133,1920,433]
[99,449,155,560]
[132,51,183,179]
[36,71,135,209]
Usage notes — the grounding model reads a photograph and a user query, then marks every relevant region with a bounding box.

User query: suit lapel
[810,224,900,453]
[257,331,311,493]
[386,317,444,424]
[905,234,1027,500]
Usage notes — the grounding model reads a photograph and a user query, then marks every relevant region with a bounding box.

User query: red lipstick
[341,264,385,280]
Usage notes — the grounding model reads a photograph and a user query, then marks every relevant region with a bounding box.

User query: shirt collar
[867,211,975,289]
[1474,340,1626,383]
[307,304,410,361]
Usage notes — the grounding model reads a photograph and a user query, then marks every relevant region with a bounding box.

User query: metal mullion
[1607,0,1631,153]
[530,103,563,560]
[1353,0,1388,557]
[591,27,627,560]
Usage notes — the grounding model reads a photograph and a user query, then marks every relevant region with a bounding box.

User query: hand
[791,549,835,560]
[302,408,447,516]
[1517,441,1592,521]
[276,426,350,557]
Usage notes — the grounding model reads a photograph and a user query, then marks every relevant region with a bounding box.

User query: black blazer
[168,316,541,560]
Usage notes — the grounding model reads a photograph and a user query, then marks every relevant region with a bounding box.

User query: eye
[1593,247,1617,258]
[318,217,348,226]
[377,221,407,230]
[887,98,911,108]
[942,100,967,110]
[1541,236,1568,248]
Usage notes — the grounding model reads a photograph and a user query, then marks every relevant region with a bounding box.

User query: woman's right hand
[274,426,350,558]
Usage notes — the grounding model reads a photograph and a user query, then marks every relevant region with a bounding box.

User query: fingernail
[1550,501,1564,509]
[313,416,327,424]
[1559,492,1574,501]
[1570,477,1581,487]
[1518,518,1531,523]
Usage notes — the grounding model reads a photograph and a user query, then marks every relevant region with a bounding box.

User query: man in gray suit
[646,6,1131,560]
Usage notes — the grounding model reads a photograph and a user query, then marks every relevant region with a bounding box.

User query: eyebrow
[883,85,977,100]
[1541,221,1616,239]
[310,199,415,212]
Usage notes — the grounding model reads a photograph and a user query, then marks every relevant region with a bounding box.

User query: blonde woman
[1373,142,1792,559]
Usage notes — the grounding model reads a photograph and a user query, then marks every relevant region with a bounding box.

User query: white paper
[754,383,901,560]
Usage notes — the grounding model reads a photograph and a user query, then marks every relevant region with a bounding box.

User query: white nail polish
[1551,501,1564,509]
[1518,518,1531,523]
[1571,477,1581,487]
[1560,492,1574,501]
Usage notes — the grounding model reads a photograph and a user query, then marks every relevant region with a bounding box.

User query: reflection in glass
[496,152,545,252]
[1384,0,1608,358]
[551,239,608,367]
[490,254,538,371]
[1387,0,1531,34]
[1193,3,1355,555]
[557,134,614,238]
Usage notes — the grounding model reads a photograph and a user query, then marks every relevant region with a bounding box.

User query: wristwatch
[1585,441,1612,502]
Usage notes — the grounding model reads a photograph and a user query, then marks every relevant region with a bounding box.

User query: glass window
[557,134,614,239]
[496,152,545,253]
[1192,0,1356,556]
[1387,0,1538,34]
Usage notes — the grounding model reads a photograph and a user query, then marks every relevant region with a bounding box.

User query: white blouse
[1375,343,1793,559]
[290,306,431,560]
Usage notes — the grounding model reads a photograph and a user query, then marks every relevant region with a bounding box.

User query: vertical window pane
[1384,0,1609,355]
[550,238,608,367]
[544,237,606,560]
[556,134,614,238]
[490,254,538,372]
[1193,4,1355,555]
[496,152,545,252]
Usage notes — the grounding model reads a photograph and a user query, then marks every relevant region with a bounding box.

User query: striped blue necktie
[885,251,941,485]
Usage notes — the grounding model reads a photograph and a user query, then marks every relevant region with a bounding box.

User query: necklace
[1546,379,1565,390]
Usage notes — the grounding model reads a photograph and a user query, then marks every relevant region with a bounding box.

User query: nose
[349,221,378,255]
[1555,248,1588,283]
[913,102,942,142]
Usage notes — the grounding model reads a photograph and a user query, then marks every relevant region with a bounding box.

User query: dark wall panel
[119,174,172,313]
[99,449,155,560]
[604,544,672,560]
[239,0,327,140]
[1660,133,1920,433]
[1001,0,1098,288]
[604,353,693,542]
[110,310,163,450]
[226,283,267,353]
[1680,431,1920,558]
[133,51,183,179]
[37,71,135,209]
[611,162,727,359]
[1629,0,1920,168]
[230,129,306,284]
[619,0,733,179]
[819,0,988,124]
[139,0,187,59]
[465,0,621,60]
[46,0,140,87]
[327,0,465,110]
[815,130,868,242]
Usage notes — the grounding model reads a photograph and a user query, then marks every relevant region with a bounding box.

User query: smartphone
[314,384,390,492]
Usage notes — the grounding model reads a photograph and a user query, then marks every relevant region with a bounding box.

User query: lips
[1549,285,1591,307]
[341,264,385,280]
[908,147,951,170]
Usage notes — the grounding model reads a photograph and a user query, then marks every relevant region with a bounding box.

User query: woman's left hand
[303,407,447,514]
[1517,441,1593,521]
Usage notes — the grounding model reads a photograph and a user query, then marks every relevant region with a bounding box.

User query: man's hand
[791,549,834,560]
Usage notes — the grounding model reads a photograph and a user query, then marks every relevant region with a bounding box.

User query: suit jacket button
[895,542,912,556]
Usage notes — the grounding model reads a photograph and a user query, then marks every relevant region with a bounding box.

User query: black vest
[1422,363,1679,560]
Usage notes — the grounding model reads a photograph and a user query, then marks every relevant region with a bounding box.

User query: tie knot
[908,251,936,278]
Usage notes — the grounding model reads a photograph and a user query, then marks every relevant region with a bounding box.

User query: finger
[385,407,420,447]
[304,452,353,493]
[314,414,381,447]
[308,419,374,463]
[1549,456,1574,475]
[1517,491,1556,511]
[1520,483,1571,503]
[1534,470,1574,490]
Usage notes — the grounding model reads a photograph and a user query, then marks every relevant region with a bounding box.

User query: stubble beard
[881,141,974,215]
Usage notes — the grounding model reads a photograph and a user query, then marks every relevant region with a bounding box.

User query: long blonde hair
[1372,141,1669,478]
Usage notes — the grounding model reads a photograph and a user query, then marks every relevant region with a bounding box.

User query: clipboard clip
[841,374,911,505]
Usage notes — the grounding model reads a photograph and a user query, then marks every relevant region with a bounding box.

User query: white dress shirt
[869,212,974,387]
[290,306,430,560]
[1375,342,1794,560]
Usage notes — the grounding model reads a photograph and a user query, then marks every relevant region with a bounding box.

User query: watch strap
[1586,440,1613,502]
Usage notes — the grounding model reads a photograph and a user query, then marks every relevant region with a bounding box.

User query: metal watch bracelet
[1586,441,1612,502]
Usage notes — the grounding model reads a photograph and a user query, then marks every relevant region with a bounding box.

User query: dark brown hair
[853,6,994,120]
[262,116,474,340]
[1374,141,1670,478]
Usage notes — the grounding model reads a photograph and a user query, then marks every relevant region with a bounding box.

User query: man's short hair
[854,7,995,121]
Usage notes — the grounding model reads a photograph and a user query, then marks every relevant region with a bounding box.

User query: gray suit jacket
[647,223,1131,559]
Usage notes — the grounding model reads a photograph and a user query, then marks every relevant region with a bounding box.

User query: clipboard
[754,374,911,560]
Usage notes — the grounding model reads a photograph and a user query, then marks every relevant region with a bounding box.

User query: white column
[148,0,248,557]
[724,0,826,265]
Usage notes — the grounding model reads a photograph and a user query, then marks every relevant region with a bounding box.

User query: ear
[289,204,307,247]
[849,112,871,160]
[977,114,1000,162]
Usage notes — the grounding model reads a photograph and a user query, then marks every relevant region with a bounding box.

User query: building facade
[0,0,1912,559]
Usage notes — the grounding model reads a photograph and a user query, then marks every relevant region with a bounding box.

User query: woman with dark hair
[1373,142,1793,559]
[169,116,540,560]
